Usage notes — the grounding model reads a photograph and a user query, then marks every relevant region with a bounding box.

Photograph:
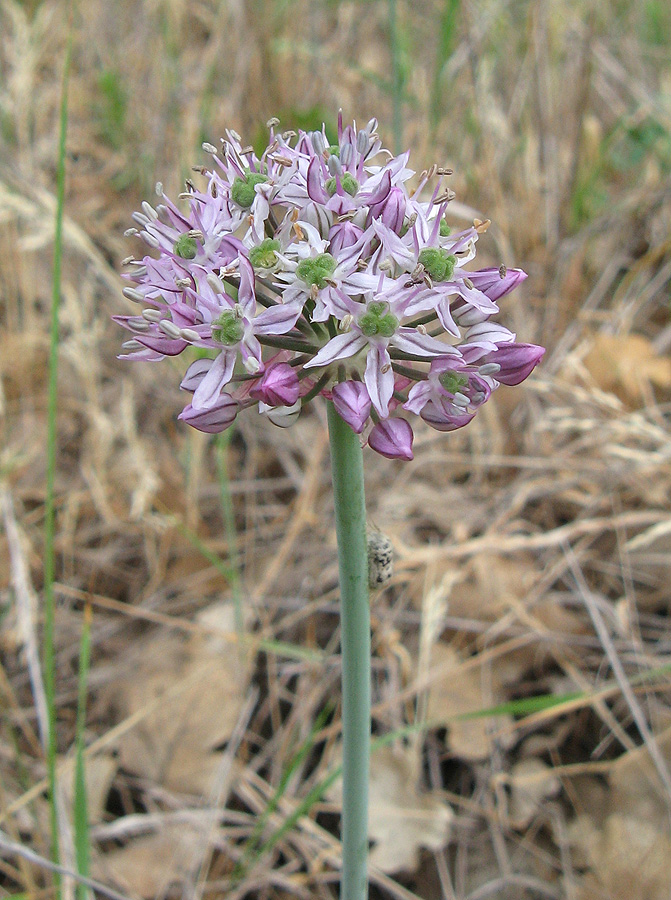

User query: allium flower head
[115,113,544,460]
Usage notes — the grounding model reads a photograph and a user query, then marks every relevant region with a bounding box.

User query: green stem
[326,403,370,900]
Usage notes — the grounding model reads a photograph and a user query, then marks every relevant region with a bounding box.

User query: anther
[266,116,280,128]
[132,211,150,226]
[416,324,427,335]
[142,201,158,220]
[122,287,144,302]
[463,277,475,290]
[180,328,201,341]
[356,129,370,154]
[140,231,160,248]
[328,155,343,176]
[124,227,139,237]
[158,319,182,339]
[202,142,218,154]
[121,339,143,351]
[381,363,391,374]
[499,264,507,278]
[155,182,163,196]
[175,278,191,288]
[340,314,354,331]
[474,218,491,233]
[192,165,208,175]
[121,256,135,266]
[206,272,225,293]
[128,320,150,332]
[340,144,354,166]
[187,229,204,241]
[142,308,162,322]
[478,362,501,376]
[453,392,470,407]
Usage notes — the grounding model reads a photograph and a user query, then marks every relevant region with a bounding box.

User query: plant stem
[326,403,370,900]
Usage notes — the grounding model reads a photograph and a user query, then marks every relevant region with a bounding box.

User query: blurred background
[1,1,671,898]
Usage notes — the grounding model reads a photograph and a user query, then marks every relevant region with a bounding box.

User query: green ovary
[418,247,456,282]
[231,172,268,208]
[174,235,198,259]
[296,253,337,290]
[325,172,359,197]
[249,238,280,269]
[358,301,398,338]
[439,370,468,394]
[212,311,244,345]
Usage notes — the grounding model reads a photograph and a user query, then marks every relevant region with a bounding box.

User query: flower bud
[250,363,300,407]
[467,267,527,301]
[178,396,238,433]
[328,221,363,257]
[332,381,372,433]
[480,342,545,385]
[368,418,414,460]
[368,186,406,234]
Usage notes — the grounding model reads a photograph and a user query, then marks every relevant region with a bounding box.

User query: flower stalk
[327,402,370,900]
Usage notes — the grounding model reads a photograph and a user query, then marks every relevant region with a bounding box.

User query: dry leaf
[507,757,560,829]
[569,726,671,900]
[583,333,671,403]
[96,820,208,898]
[106,602,248,795]
[328,745,452,874]
[427,643,514,760]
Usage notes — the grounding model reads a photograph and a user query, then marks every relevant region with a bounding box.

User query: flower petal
[364,344,394,418]
[192,350,236,409]
[303,332,367,369]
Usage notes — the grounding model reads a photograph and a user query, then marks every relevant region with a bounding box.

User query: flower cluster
[115,114,544,460]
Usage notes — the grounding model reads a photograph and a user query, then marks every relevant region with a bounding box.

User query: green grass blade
[73,605,92,900]
[43,0,74,888]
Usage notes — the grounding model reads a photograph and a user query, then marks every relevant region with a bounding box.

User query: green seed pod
[211,310,244,345]
[231,172,268,208]
[174,235,198,259]
[325,172,359,198]
[296,253,337,290]
[249,238,281,270]
[418,247,456,282]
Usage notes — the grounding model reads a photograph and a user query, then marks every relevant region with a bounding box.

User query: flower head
[116,114,543,460]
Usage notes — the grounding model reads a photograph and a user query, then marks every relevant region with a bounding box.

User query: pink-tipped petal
[368,418,414,460]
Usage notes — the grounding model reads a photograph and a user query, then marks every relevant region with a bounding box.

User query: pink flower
[116,114,543,457]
